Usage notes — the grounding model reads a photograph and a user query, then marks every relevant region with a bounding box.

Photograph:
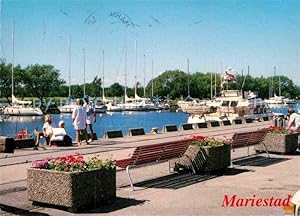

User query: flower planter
[171,144,231,173]
[255,133,299,154]
[27,167,116,212]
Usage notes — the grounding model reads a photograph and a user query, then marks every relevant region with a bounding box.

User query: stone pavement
[0,121,299,216]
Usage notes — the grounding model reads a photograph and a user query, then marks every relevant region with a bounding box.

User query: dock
[0,120,299,216]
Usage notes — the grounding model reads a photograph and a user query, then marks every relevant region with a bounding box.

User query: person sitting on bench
[49,120,72,146]
[286,108,300,133]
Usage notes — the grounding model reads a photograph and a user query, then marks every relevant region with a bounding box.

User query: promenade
[0,120,299,216]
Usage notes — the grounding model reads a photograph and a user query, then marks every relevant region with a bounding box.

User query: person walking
[72,98,89,145]
[83,95,96,142]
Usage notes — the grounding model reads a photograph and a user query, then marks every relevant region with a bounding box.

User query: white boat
[4,95,43,116]
[187,68,273,124]
[58,103,77,113]
[188,90,273,124]
[94,98,107,113]
[100,50,121,112]
[264,95,284,105]
[178,97,212,114]
[4,24,43,116]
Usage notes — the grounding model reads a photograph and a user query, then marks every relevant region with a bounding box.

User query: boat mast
[214,65,217,96]
[187,58,190,97]
[210,57,213,99]
[124,45,127,99]
[151,56,154,97]
[143,54,146,97]
[68,35,71,97]
[271,66,274,97]
[11,22,15,98]
[83,48,86,96]
[134,40,137,97]
[220,61,222,92]
[102,50,105,101]
[279,72,281,96]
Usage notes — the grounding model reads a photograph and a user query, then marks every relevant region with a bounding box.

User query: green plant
[32,153,115,172]
[188,135,230,147]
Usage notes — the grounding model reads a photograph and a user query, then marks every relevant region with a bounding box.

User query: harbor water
[0,104,299,140]
[0,111,189,139]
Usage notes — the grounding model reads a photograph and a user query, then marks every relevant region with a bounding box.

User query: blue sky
[1,0,300,88]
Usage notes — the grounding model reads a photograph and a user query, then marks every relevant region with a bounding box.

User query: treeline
[1,59,299,103]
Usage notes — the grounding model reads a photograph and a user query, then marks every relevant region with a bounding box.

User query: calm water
[0,111,189,139]
[1,104,299,139]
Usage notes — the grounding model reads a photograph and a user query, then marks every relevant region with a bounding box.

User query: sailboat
[100,50,122,112]
[58,36,77,113]
[177,58,209,113]
[4,23,43,116]
[264,67,296,106]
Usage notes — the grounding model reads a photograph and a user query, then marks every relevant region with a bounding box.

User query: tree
[22,64,65,102]
[0,58,25,103]
[147,70,188,99]
[106,82,124,97]
[86,76,102,97]
[0,59,12,101]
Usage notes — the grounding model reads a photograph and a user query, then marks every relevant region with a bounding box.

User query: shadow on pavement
[134,173,218,190]
[232,155,290,167]
[217,167,251,176]
[30,197,146,214]
[0,203,49,216]
[83,197,147,213]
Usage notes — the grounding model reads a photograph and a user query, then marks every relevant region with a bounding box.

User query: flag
[223,67,236,82]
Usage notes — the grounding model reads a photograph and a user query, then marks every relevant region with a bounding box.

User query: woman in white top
[72,98,89,145]
[34,114,54,149]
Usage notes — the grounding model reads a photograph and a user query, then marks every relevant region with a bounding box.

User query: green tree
[106,82,124,97]
[0,59,25,103]
[0,59,12,101]
[22,64,65,102]
[86,76,102,97]
[147,70,188,99]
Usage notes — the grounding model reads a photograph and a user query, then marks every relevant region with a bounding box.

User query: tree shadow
[0,203,49,216]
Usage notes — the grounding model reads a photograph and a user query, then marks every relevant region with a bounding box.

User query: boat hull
[4,106,43,116]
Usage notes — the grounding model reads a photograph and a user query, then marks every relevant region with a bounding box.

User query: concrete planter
[171,144,231,173]
[27,167,116,212]
[255,133,299,154]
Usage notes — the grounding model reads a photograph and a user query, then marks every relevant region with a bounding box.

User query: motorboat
[187,90,273,124]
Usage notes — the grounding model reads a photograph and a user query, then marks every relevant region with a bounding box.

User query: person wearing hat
[286,108,300,133]
[83,95,96,142]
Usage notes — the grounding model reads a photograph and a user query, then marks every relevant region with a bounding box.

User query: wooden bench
[231,129,270,166]
[115,139,193,190]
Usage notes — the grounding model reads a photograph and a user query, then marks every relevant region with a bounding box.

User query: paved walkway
[0,120,299,216]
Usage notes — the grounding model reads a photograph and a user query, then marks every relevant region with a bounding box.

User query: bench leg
[261,142,270,158]
[229,145,234,168]
[126,165,135,191]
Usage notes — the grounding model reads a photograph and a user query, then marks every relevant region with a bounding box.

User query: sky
[1,0,300,89]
